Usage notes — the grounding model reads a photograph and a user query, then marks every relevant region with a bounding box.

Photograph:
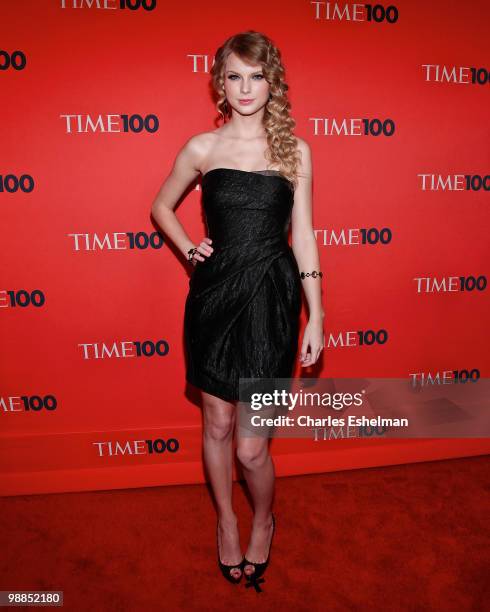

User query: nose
[240,78,251,94]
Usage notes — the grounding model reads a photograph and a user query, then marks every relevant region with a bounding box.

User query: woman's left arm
[291,138,325,367]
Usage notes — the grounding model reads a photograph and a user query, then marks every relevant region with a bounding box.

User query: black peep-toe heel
[243,513,275,593]
[216,519,244,584]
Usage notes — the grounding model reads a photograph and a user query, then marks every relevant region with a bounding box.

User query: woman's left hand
[299,318,325,367]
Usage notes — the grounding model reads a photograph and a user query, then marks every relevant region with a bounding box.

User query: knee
[204,413,234,442]
[236,445,268,470]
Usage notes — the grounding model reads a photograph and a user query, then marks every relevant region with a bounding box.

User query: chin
[234,102,266,114]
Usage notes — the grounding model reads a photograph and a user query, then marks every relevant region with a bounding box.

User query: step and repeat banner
[1,1,489,496]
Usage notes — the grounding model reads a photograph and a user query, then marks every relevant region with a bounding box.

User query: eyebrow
[225,69,263,75]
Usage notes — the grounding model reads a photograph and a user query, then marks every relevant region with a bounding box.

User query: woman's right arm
[151,135,213,264]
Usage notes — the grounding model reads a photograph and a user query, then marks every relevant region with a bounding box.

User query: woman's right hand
[190,237,214,265]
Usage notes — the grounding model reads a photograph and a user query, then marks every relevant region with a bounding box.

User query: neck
[226,108,267,140]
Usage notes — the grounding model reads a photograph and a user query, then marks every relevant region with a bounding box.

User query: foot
[243,513,274,577]
[217,514,243,580]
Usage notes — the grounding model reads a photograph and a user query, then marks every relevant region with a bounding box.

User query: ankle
[218,512,238,528]
[252,512,273,528]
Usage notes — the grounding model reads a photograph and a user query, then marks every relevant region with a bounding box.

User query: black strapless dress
[184,168,302,402]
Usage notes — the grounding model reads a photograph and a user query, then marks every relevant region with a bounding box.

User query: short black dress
[184,168,302,402]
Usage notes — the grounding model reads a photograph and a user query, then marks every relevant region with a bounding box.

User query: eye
[226,74,264,81]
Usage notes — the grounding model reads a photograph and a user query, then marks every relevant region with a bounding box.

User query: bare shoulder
[180,130,214,159]
[178,130,220,172]
[169,131,214,177]
[294,136,312,177]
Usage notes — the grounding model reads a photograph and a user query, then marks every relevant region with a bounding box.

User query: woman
[151,30,324,591]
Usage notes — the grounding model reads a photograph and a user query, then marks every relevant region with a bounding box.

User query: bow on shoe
[245,573,265,593]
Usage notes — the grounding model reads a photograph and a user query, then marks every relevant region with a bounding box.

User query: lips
[239,99,254,104]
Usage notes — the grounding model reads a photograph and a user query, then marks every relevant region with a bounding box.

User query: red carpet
[2,455,489,611]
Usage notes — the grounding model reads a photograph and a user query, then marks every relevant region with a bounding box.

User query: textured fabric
[184,168,302,402]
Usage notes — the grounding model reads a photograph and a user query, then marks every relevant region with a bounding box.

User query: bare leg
[236,435,275,576]
[202,391,242,579]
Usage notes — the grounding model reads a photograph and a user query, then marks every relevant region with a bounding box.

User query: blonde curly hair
[210,30,302,189]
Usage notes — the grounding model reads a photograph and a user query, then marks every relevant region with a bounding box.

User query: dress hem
[185,374,239,403]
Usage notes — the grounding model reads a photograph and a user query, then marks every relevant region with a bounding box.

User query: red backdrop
[1,0,489,496]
